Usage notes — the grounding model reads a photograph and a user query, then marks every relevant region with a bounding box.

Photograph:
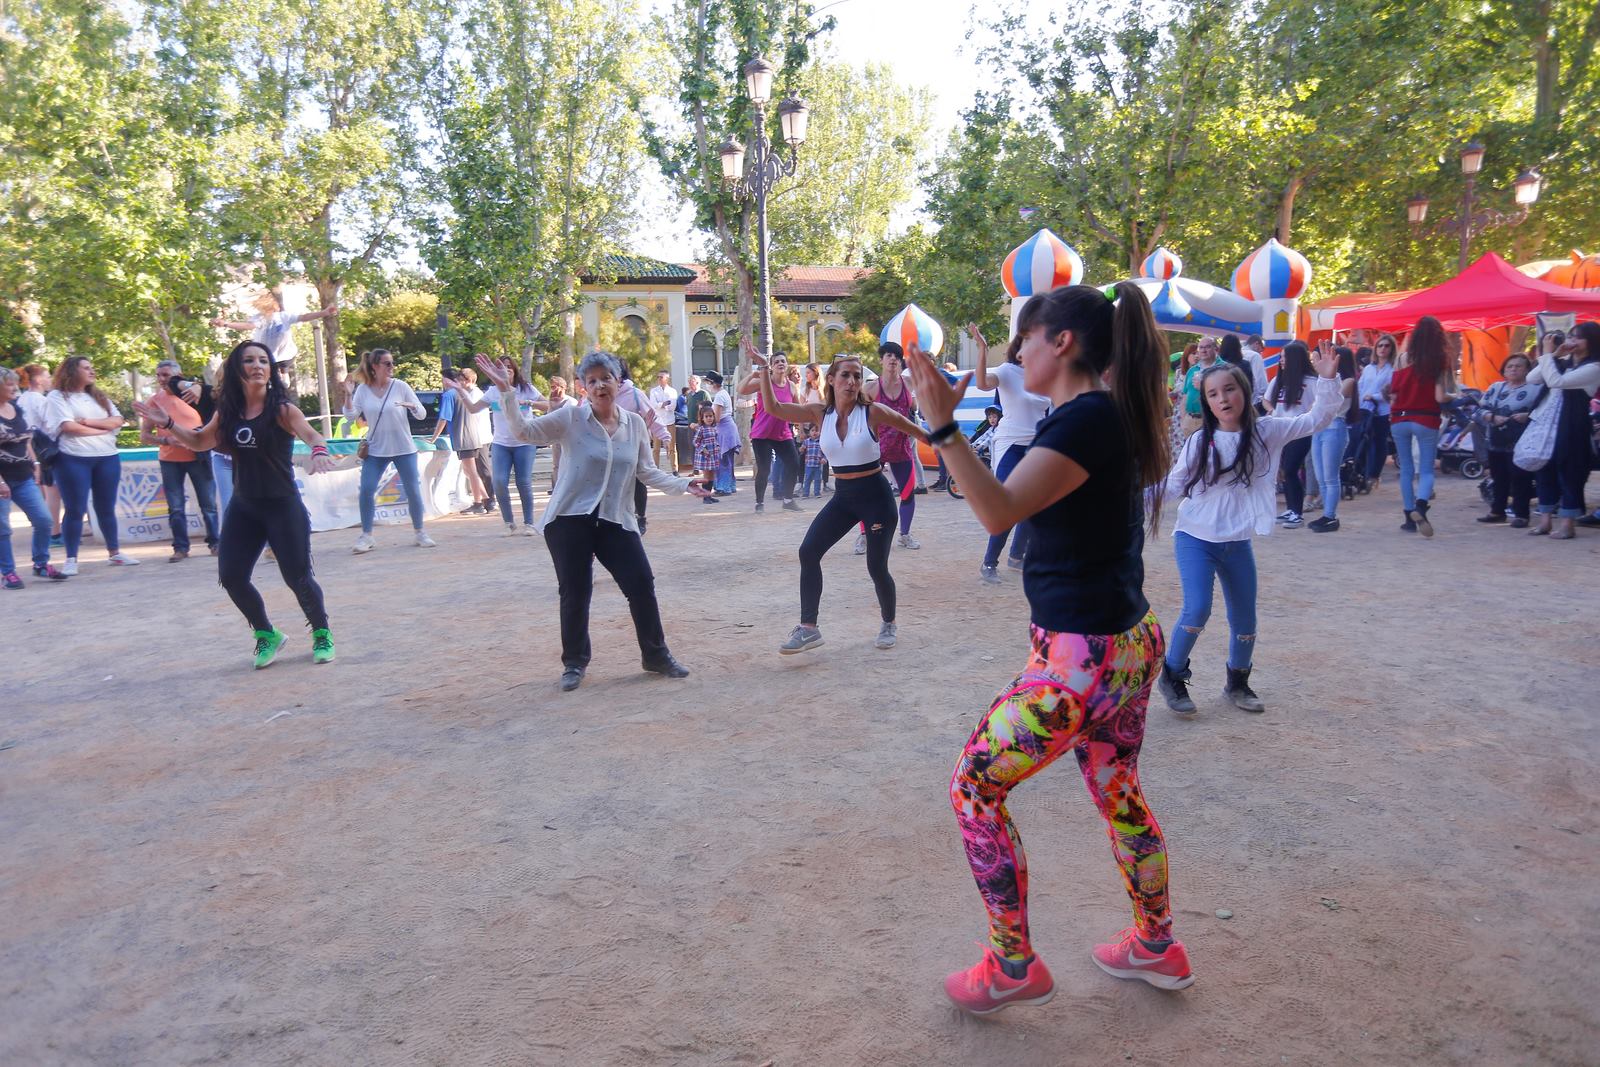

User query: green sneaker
[252,627,287,670]
[311,628,335,664]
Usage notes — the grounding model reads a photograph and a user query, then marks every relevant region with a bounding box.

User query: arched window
[721,332,740,376]
[691,329,718,375]
[622,314,649,344]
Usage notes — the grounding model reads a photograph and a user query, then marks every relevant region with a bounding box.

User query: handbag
[355,383,393,460]
[32,428,59,466]
[1513,386,1561,472]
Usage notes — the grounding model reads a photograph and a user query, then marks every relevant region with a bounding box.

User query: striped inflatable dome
[880,303,944,356]
[1142,246,1183,281]
[1231,238,1311,301]
[1001,228,1084,298]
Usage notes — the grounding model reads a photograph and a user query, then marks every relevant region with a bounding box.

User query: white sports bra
[821,403,880,468]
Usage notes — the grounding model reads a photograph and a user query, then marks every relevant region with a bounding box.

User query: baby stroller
[1338,412,1374,498]
[946,435,992,499]
[1438,390,1487,480]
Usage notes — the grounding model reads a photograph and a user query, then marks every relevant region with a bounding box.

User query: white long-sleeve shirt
[496,400,688,533]
[1244,347,1269,402]
[1359,363,1393,415]
[1529,353,1600,394]
[1166,375,1344,542]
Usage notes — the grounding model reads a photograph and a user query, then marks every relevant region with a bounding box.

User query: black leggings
[1281,435,1312,514]
[752,437,801,504]
[1487,450,1535,519]
[543,512,668,669]
[799,473,896,625]
[218,495,328,632]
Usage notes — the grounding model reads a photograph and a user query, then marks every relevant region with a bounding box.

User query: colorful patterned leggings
[950,612,1172,961]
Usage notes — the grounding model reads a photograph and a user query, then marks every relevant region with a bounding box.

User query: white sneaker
[505,524,520,536]
[107,551,140,566]
[854,533,867,555]
[352,533,376,554]
[874,621,898,649]
[62,557,79,576]
[897,533,921,550]
[415,531,437,548]
[521,523,538,536]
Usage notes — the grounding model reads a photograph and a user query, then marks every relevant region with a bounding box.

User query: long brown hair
[1182,362,1261,498]
[1014,281,1173,533]
[1407,316,1450,386]
[53,356,114,414]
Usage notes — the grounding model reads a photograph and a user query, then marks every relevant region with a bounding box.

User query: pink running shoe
[944,947,1055,1015]
[1091,928,1195,990]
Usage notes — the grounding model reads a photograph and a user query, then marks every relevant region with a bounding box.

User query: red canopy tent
[1334,253,1600,332]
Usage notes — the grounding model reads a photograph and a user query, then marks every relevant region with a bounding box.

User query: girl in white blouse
[475,351,711,692]
[1157,344,1341,717]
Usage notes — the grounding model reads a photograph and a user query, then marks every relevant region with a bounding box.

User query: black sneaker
[1476,513,1506,524]
[1158,661,1197,716]
[1308,515,1340,533]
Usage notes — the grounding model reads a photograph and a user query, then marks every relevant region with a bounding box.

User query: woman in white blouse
[344,348,433,553]
[1156,343,1341,718]
[476,351,711,692]
[43,356,138,572]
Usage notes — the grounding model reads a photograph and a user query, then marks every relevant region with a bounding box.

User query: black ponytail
[1015,282,1173,533]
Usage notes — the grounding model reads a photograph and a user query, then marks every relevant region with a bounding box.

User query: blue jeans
[1363,413,1391,479]
[983,443,1032,567]
[1166,531,1257,671]
[211,450,234,514]
[1389,421,1438,511]
[802,464,823,497]
[54,452,121,556]
[0,476,53,573]
[160,455,220,553]
[1311,422,1350,518]
[359,451,425,533]
[491,442,537,525]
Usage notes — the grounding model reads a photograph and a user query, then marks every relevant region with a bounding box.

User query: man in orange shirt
[140,360,220,561]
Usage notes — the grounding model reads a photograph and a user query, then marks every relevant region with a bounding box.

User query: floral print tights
[950,612,1173,961]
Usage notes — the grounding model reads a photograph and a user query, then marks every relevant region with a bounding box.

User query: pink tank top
[875,377,914,461]
[752,382,795,440]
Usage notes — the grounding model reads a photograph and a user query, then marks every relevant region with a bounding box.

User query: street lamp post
[1406,141,1543,272]
[718,57,810,363]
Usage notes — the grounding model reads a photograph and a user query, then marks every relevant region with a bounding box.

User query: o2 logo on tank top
[234,424,257,450]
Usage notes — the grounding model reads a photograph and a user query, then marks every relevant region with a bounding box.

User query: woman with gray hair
[475,350,712,692]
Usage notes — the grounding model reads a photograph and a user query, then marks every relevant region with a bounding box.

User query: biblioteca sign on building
[577,256,864,383]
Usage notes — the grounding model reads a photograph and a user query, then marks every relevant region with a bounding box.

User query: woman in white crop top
[749,349,928,655]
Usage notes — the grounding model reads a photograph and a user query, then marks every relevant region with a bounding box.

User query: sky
[630,0,989,264]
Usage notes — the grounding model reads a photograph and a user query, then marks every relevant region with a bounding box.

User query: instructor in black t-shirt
[908,282,1199,1015]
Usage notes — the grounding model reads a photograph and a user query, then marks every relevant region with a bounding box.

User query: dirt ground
[4,466,1597,1067]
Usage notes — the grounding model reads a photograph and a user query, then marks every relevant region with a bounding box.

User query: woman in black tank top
[134,341,341,669]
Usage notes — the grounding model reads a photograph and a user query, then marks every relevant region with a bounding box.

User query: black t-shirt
[0,406,34,487]
[226,403,298,500]
[1023,390,1149,635]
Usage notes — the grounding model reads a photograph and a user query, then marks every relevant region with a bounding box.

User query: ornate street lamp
[1406,141,1544,273]
[717,57,811,364]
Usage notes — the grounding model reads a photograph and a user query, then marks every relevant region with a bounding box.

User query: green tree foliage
[341,291,442,389]
[765,60,932,266]
[645,0,831,366]
[593,305,674,384]
[422,0,648,382]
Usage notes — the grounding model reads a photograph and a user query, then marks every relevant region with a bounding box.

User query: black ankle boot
[1400,509,1417,533]
[1413,498,1433,538]
[1224,667,1265,713]
[1158,660,1197,716]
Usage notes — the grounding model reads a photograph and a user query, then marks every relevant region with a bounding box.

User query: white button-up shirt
[497,400,689,533]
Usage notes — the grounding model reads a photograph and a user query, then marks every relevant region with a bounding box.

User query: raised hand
[180,383,202,405]
[132,399,169,427]
[905,343,971,427]
[475,354,511,391]
[1312,341,1338,379]
[966,323,988,356]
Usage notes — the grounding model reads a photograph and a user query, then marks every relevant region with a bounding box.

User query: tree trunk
[1277,173,1303,244]
[559,272,577,382]
[315,277,344,396]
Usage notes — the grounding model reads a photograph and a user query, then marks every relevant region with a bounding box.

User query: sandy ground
[4,466,1598,1067]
